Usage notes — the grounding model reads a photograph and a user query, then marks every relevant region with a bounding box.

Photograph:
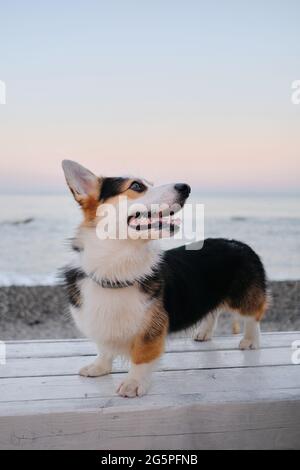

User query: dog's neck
[76,227,162,284]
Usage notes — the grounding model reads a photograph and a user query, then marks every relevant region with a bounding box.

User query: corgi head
[62,160,191,240]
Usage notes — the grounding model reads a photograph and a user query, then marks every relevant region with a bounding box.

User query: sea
[0,194,299,286]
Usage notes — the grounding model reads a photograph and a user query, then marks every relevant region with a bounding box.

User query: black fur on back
[155,238,267,332]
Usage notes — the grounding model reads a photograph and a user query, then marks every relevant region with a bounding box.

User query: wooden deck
[0,332,299,450]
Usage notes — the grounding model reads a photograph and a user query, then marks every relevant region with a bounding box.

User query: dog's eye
[129,181,146,193]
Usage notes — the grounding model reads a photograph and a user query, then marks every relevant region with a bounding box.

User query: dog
[61,160,268,398]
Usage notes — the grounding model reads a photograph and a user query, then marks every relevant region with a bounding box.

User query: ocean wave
[0,217,35,226]
[230,216,248,221]
[0,272,59,286]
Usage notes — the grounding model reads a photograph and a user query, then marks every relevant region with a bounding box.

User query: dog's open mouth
[127,210,181,233]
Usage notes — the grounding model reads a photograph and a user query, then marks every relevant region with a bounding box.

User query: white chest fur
[71,278,150,355]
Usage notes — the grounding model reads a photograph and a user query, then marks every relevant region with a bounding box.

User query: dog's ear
[62,160,100,203]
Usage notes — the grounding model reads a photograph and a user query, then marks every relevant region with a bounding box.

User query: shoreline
[0,280,299,340]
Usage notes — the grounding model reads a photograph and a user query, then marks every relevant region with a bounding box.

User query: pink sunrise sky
[0,1,299,194]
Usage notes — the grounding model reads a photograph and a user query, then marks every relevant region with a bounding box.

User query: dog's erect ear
[62,160,100,203]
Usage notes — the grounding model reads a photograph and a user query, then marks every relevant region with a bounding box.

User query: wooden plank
[0,347,294,379]
[0,397,299,449]
[1,333,299,450]
[0,365,299,404]
[5,332,300,359]
[1,387,300,417]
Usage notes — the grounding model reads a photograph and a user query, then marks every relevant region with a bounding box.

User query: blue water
[0,194,299,285]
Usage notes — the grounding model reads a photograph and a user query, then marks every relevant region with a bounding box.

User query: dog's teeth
[130,218,138,226]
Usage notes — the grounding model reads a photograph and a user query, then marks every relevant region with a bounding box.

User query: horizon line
[0,188,299,197]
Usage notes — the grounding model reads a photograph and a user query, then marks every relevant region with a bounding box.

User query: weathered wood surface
[0,332,299,450]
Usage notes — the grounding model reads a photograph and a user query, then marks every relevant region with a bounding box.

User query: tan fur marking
[255,300,268,321]
[227,285,267,319]
[81,195,101,224]
[100,193,126,207]
[69,177,102,225]
[131,334,166,364]
[240,286,266,316]
[131,301,168,364]
[123,187,147,200]
[232,318,241,335]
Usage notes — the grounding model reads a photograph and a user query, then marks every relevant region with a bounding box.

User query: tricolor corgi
[62,160,268,398]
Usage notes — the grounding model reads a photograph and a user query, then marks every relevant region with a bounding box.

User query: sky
[0,0,299,194]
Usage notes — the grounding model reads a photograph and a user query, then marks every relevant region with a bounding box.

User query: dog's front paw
[193,329,213,342]
[79,362,111,377]
[116,378,150,398]
[239,338,260,350]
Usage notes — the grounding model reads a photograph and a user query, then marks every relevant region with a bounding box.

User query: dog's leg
[239,317,261,350]
[79,347,114,377]
[117,361,157,398]
[194,311,219,341]
[232,313,241,335]
[117,306,167,398]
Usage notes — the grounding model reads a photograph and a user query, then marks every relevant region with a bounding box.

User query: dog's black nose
[174,183,191,197]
